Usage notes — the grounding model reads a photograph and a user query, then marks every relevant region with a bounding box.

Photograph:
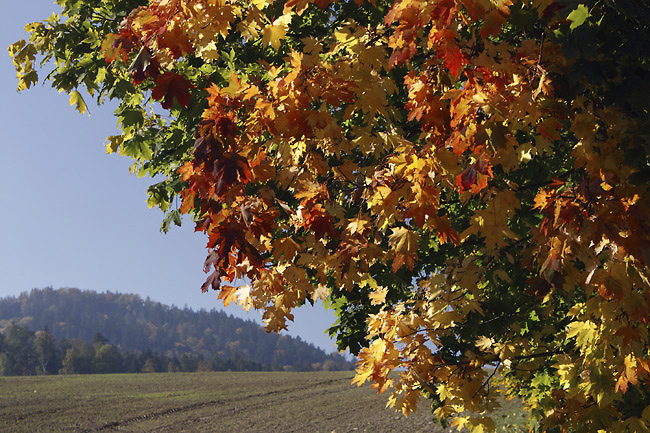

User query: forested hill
[0,288,351,371]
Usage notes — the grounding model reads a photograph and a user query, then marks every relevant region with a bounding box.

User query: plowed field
[0,371,526,432]
[0,372,440,432]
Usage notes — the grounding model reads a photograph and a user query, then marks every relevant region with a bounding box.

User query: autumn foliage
[10,0,650,430]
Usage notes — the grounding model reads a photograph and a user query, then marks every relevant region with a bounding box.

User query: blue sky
[0,0,340,353]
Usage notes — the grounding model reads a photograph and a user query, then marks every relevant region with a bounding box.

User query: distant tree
[0,332,9,377]
[60,339,94,374]
[92,332,108,350]
[121,351,142,374]
[167,359,181,373]
[93,344,123,374]
[141,358,158,374]
[140,349,167,373]
[178,353,200,373]
[33,329,59,374]
[196,359,213,372]
[1,324,37,376]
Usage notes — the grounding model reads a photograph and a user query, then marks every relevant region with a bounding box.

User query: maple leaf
[157,24,194,59]
[388,227,419,272]
[480,9,508,39]
[68,90,87,115]
[566,320,598,351]
[283,0,310,15]
[439,41,465,78]
[301,204,338,240]
[217,285,238,306]
[201,251,224,293]
[475,336,494,352]
[128,46,159,84]
[460,190,520,249]
[311,284,330,302]
[457,158,493,193]
[151,72,193,109]
[261,15,291,51]
[434,216,460,245]
[346,218,371,235]
[369,287,388,306]
[272,237,301,261]
[213,153,251,195]
[101,29,139,64]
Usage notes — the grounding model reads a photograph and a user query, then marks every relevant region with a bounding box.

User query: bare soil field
[0,372,525,432]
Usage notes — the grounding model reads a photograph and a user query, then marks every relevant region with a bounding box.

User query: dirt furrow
[87,376,350,431]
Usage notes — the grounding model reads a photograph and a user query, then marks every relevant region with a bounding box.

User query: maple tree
[10,0,650,430]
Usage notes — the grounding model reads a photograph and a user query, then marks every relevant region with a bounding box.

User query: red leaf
[456,158,493,192]
[201,269,222,292]
[213,153,251,196]
[128,46,160,85]
[475,158,493,176]
[101,29,139,64]
[457,163,477,191]
[302,204,339,240]
[151,72,193,109]
[201,250,224,292]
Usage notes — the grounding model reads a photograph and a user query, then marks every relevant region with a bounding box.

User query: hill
[0,288,351,371]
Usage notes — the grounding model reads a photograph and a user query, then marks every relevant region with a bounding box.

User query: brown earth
[0,371,445,432]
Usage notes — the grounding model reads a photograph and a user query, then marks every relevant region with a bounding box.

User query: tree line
[0,323,340,376]
[0,288,352,372]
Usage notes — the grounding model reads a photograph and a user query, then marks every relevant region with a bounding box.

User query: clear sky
[0,0,340,353]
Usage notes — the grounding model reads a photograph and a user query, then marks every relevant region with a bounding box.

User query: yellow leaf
[261,24,285,50]
[566,320,597,350]
[104,135,124,154]
[261,14,291,50]
[217,285,238,307]
[7,39,27,59]
[460,190,520,249]
[250,0,268,9]
[346,217,371,235]
[352,368,373,387]
[311,284,329,302]
[360,275,379,290]
[68,90,87,115]
[196,40,221,61]
[451,416,469,430]
[369,287,388,306]
[333,27,361,52]
[470,417,496,433]
[17,70,38,91]
[436,383,453,401]
[272,237,301,261]
[475,335,494,352]
[237,18,261,40]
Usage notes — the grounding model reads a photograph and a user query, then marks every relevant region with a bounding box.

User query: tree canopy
[10,0,650,430]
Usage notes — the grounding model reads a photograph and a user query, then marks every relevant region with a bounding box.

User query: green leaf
[567,4,590,30]
[160,209,182,233]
